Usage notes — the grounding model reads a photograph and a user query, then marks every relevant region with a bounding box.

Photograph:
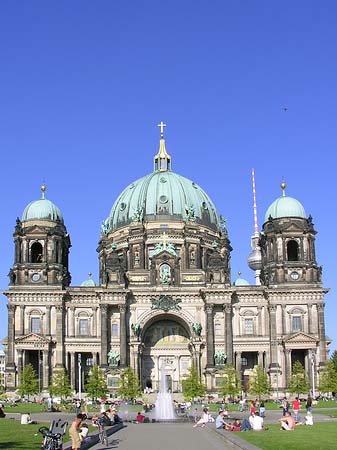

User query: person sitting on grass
[222,419,242,432]
[79,423,89,441]
[279,411,295,430]
[250,411,264,431]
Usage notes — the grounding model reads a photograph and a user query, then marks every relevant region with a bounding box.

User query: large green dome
[22,186,63,223]
[264,189,306,223]
[105,136,219,232]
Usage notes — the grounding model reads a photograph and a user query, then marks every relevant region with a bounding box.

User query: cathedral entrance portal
[142,318,192,393]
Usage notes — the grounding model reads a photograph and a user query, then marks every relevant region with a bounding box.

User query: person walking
[292,397,300,422]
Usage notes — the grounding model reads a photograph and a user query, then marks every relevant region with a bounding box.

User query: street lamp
[78,353,82,400]
[311,350,316,399]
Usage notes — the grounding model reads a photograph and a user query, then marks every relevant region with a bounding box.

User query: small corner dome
[264,195,306,223]
[234,274,250,286]
[81,278,96,287]
[22,199,63,222]
[22,186,63,223]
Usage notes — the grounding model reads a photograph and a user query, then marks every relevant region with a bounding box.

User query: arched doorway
[142,317,192,393]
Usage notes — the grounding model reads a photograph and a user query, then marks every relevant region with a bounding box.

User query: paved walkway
[88,422,232,450]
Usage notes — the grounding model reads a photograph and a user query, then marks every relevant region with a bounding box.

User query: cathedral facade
[4,127,329,397]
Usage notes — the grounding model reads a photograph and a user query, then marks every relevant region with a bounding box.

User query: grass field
[0,419,49,449]
[237,422,337,450]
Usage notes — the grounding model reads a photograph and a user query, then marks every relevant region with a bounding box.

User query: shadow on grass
[0,443,31,449]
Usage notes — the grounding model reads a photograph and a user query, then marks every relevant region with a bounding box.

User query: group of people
[69,406,123,450]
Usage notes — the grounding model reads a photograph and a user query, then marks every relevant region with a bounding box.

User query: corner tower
[9,185,71,287]
[259,182,321,286]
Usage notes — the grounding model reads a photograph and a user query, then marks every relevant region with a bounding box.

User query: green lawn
[0,418,48,449]
[312,409,337,418]
[237,422,337,450]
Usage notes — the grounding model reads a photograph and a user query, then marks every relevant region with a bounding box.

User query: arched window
[287,240,299,261]
[31,242,43,263]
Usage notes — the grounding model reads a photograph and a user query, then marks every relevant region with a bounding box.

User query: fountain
[154,365,175,421]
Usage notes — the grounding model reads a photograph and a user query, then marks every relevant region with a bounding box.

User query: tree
[288,361,310,397]
[319,361,337,395]
[219,364,242,400]
[330,350,337,373]
[49,368,72,400]
[182,365,206,401]
[248,365,270,400]
[85,365,108,400]
[117,367,141,401]
[18,364,39,399]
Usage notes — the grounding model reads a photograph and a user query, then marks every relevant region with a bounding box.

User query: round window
[159,195,168,204]
[160,177,167,183]
[202,201,208,209]
[120,202,127,211]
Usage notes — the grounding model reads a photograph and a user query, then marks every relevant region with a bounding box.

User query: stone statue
[219,215,227,233]
[214,350,227,366]
[131,207,144,224]
[8,268,16,285]
[101,219,110,235]
[160,264,171,284]
[131,323,142,339]
[184,204,196,222]
[108,350,120,367]
[192,322,202,337]
[151,295,182,312]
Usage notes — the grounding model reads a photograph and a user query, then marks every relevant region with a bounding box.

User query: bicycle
[98,420,109,447]
[39,426,62,450]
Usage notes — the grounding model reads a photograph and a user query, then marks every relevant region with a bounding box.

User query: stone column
[281,305,286,335]
[100,305,108,367]
[285,349,292,381]
[224,305,233,364]
[92,306,98,337]
[119,305,127,368]
[17,349,23,375]
[205,304,214,367]
[258,351,263,368]
[42,350,49,390]
[308,304,312,334]
[92,352,97,366]
[317,303,327,363]
[70,352,76,390]
[6,304,16,369]
[55,305,64,368]
[19,305,25,336]
[45,306,51,336]
[257,306,262,336]
[269,304,278,368]
[236,351,242,372]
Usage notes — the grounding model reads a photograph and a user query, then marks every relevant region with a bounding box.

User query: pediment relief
[24,225,49,235]
[281,223,306,233]
[283,332,317,344]
[15,333,50,345]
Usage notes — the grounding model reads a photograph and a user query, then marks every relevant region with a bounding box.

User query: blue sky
[0,1,336,352]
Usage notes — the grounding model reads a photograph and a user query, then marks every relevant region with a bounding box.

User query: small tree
[18,364,39,399]
[219,364,242,400]
[330,350,337,373]
[288,361,310,397]
[117,367,141,401]
[85,365,108,400]
[248,365,270,400]
[319,361,337,395]
[49,368,72,401]
[182,365,206,401]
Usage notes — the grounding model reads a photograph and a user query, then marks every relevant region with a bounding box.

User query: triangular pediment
[24,224,48,235]
[283,223,305,232]
[283,332,318,345]
[15,333,50,345]
[152,250,176,259]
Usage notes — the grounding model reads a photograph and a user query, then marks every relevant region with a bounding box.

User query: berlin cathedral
[4,124,329,397]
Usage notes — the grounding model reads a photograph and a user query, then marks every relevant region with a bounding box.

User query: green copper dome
[22,186,63,223]
[234,274,250,286]
[104,135,219,232]
[264,195,306,223]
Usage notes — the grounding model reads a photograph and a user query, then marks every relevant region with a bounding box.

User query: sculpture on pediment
[214,351,227,366]
[131,207,144,224]
[184,204,196,222]
[192,322,202,337]
[160,263,172,285]
[219,214,227,233]
[131,323,142,339]
[151,295,182,312]
[152,233,177,257]
[108,350,120,367]
[101,219,110,236]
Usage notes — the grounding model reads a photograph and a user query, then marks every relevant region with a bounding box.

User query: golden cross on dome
[157,121,166,136]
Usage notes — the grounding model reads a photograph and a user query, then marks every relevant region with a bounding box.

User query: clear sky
[0,1,336,352]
